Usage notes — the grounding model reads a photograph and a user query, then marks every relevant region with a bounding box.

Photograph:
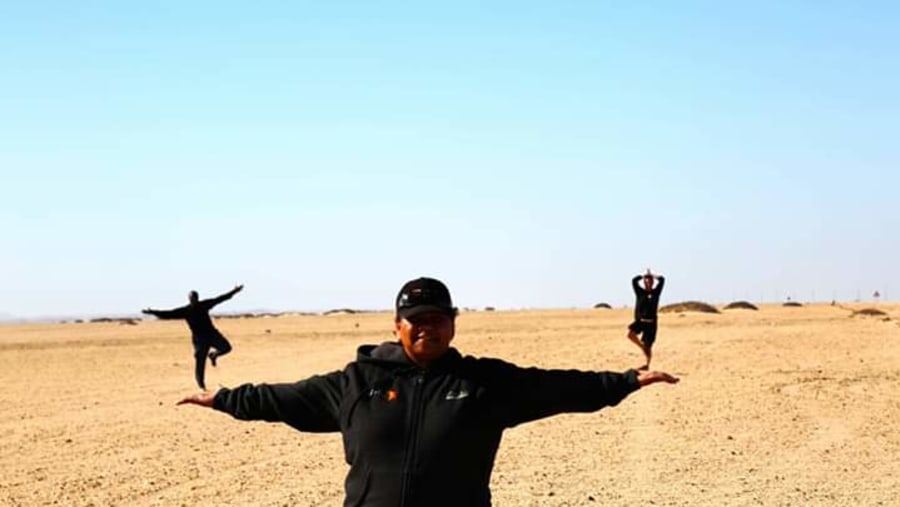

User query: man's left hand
[637,370,679,386]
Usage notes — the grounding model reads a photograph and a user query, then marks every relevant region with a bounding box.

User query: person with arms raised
[143,284,244,390]
[626,270,665,369]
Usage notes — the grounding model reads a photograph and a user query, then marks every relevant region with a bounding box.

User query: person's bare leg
[627,330,644,353]
[627,330,650,370]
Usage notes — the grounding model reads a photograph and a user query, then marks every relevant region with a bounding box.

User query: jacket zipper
[399,372,426,507]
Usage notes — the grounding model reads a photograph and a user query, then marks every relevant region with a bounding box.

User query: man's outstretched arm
[486,359,679,428]
[177,371,343,433]
[142,306,187,319]
[205,284,244,309]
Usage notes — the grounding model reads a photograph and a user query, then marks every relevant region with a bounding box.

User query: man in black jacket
[627,270,665,370]
[143,284,244,390]
[177,277,678,506]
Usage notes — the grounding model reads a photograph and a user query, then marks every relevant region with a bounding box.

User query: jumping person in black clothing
[143,284,244,390]
[177,277,678,507]
[627,270,665,370]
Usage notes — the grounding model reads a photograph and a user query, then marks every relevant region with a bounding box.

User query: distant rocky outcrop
[593,303,612,309]
[783,301,803,307]
[724,301,759,311]
[659,301,720,314]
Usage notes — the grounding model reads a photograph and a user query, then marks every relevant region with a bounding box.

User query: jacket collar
[358,341,462,372]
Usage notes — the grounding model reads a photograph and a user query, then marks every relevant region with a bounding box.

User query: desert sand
[1,303,898,506]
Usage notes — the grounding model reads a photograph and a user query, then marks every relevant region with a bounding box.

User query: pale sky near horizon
[2,1,897,319]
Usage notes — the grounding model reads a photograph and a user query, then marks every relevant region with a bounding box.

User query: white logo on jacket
[445,389,470,400]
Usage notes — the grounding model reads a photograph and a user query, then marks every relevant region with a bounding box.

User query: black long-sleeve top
[632,275,665,321]
[213,341,641,507]
[144,291,236,338]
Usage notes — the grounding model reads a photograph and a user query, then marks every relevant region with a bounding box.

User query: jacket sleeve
[146,306,188,319]
[212,371,344,433]
[632,275,642,295]
[203,290,236,310]
[654,276,665,296]
[483,360,641,428]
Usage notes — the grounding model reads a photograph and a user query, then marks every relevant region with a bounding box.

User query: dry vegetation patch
[724,301,759,311]
[89,317,139,325]
[851,308,887,317]
[323,308,361,316]
[659,301,720,314]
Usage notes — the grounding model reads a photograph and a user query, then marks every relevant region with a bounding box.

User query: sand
[1,303,898,506]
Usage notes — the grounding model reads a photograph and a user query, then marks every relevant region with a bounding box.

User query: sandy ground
[1,303,898,506]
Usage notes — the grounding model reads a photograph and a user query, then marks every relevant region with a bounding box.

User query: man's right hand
[177,390,217,407]
[141,308,153,315]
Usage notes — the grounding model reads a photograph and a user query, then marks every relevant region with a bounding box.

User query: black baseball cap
[395,277,457,319]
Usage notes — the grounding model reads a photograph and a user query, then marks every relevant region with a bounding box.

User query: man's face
[188,291,199,305]
[643,276,654,291]
[394,311,455,366]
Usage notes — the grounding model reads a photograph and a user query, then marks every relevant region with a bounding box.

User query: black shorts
[628,320,658,348]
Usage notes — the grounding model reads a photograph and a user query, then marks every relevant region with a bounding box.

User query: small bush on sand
[593,302,612,309]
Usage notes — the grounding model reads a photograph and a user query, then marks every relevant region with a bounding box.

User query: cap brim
[397,305,456,319]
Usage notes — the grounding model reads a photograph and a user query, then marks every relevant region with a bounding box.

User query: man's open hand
[176,390,217,407]
[637,370,680,387]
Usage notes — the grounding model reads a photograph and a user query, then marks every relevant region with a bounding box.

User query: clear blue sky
[2,1,897,318]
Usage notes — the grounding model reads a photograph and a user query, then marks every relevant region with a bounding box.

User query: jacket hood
[357,341,463,371]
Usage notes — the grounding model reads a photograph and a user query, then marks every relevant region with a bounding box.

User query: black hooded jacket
[213,342,641,507]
